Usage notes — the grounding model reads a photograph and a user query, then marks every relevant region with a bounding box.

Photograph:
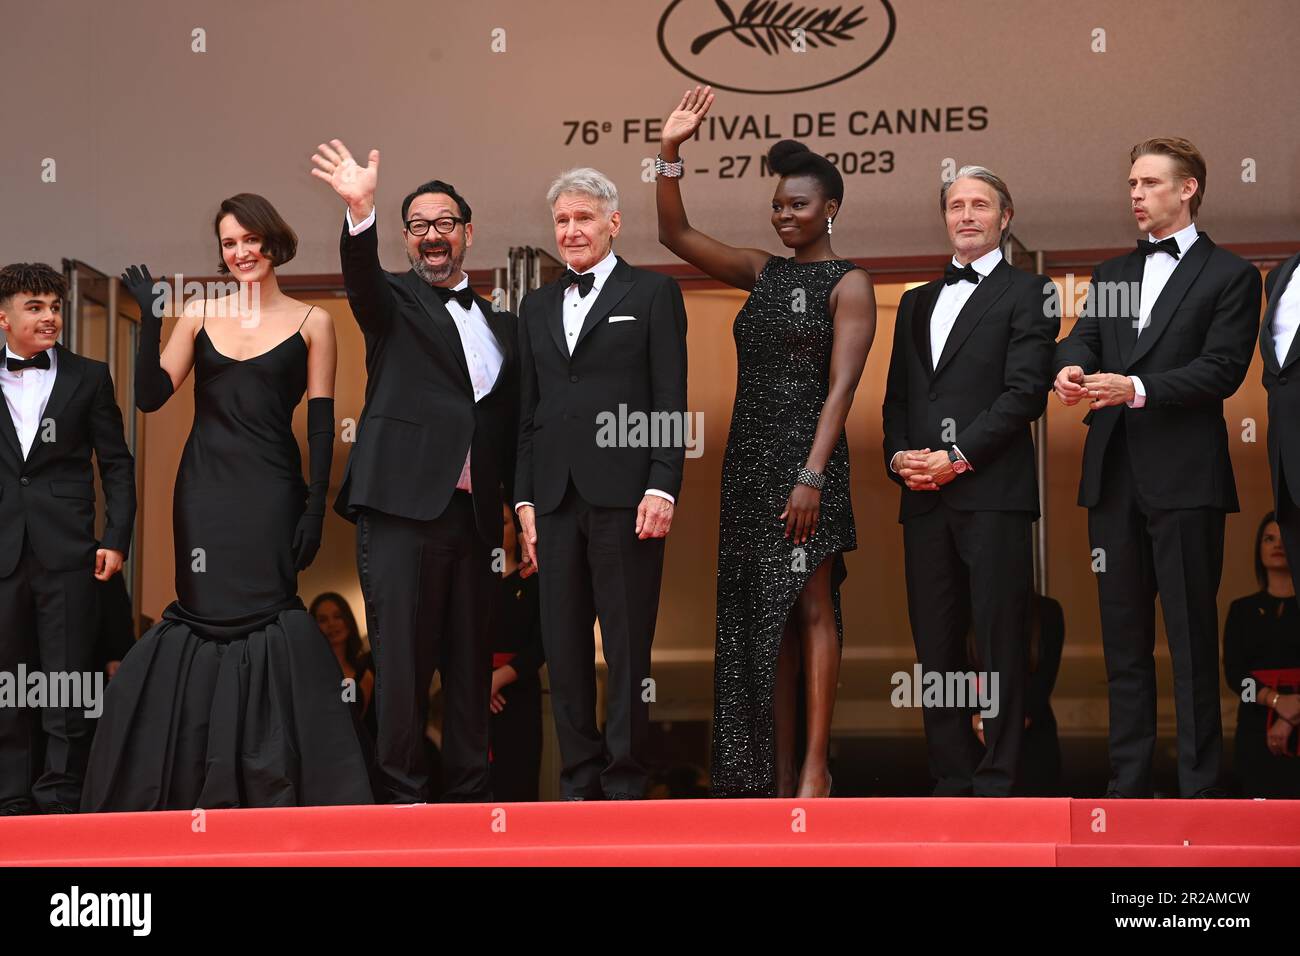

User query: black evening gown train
[82,321,372,810]
[710,257,860,797]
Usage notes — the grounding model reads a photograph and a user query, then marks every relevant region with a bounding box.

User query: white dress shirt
[1129,220,1200,408]
[445,273,504,492]
[1271,264,1300,366]
[515,248,674,510]
[887,247,1000,473]
[344,207,503,493]
[562,249,619,355]
[0,346,58,459]
[347,206,376,235]
[931,246,1003,368]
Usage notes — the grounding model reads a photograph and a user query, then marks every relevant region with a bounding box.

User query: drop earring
[826,216,833,235]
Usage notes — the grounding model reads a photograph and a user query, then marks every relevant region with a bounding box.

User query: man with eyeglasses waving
[311,139,519,804]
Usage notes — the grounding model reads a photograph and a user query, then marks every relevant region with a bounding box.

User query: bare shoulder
[174,297,206,334]
[830,265,875,300]
[295,302,334,344]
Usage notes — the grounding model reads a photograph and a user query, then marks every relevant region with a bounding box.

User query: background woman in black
[311,591,375,737]
[489,505,545,802]
[657,86,877,798]
[83,194,371,810]
[1223,512,1300,797]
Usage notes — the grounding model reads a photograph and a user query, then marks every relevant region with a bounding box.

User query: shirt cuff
[644,489,675,505]
[889,451,903,474]
[514,501,534,513]
[1127,376,1146,409]
[345,207,376,236]
[952,445,974,471]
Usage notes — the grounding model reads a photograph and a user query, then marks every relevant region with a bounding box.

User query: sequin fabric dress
[711,256,859,796]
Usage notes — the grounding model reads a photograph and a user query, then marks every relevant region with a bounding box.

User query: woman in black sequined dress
[657,87,877,797]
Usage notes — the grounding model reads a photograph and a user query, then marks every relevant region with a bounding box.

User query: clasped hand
[893,448,955,492]
[1054,366,1135,409]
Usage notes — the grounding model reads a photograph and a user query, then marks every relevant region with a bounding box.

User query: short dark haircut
[0,262,67,308]
[401,179,472,225]
[767,140,844,207]
[1254,511,1280,590]
[1130,137,1207,219]
[213,193,298,274]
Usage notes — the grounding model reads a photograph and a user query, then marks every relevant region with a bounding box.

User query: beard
[408,237,466,286]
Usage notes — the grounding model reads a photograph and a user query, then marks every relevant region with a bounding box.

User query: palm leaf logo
[690,0,868,55]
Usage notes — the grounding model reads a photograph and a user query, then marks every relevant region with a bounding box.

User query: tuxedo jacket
[334,218,519,544]
[0,344,136,578]
[1054,233,1261,511]
[882,259,1058,521]
[1260,251,1300,509]
[514,256,688,514]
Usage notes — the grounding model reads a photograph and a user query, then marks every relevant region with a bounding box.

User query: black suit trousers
[1087,422,1224,797]
[489,676,542,802]
[536,480,664,799]
[0,533,99,810]
[902,498,1032,796]
[356,495,494,803]
[1277,465,1300,600]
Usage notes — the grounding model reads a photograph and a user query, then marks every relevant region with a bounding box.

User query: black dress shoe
[0,804,37,816]
[1190,787,1229,799]
[605,792,640,801]
[40,804,79,814]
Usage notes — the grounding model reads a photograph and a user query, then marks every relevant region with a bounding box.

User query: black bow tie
[943,262,981,286]
[561,269,597,297]
[5,351,50,373]
[432,284,476,310]
[1137,236,1181,259]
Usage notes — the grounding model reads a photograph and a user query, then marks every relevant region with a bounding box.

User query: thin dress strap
[297,305,314,333]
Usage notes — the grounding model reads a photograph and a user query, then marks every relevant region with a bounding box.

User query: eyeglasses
[405,216,465,236]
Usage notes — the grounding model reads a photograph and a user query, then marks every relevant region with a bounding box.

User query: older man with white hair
[514,168,688,800]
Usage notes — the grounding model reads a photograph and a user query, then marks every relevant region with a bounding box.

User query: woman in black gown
[82,193,371,810]
[657,87,877,797]
[1222,513,1300,797]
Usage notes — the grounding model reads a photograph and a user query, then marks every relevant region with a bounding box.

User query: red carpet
[1,798,1297,866]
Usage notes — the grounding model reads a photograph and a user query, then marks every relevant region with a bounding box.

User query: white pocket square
[608,315,637,323]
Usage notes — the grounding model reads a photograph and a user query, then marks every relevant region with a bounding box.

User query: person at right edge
[1260,241,1300,607]
[1054,138,1261,798]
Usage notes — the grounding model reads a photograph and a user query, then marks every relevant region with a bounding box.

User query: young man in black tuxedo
[0,263,135,814]
[311,141,518,804]
[883,167,1059,797]
[1054,138,1262,798]
[1261,249,1300,600]
[514,168,688,800]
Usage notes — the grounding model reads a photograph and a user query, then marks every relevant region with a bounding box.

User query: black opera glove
[294,397,335,570]
[122,264,175,412]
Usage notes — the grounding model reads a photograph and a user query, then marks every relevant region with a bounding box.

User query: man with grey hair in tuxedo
[514,168,688,799]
